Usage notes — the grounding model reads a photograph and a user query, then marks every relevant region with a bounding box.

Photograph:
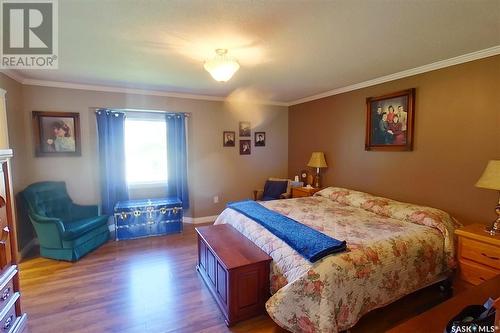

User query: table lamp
[475,160,500,235]
[307,152,328,188]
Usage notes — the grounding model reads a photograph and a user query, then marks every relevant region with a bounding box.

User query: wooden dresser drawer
[0,292,23,333]
[0,266,17,313]
[460,237,500,269]
[459,259,500,285]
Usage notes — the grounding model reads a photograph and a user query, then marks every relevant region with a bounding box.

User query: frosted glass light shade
[204,49,240,82]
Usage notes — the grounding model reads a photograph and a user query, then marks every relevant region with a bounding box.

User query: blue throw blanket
[227,200,346,262]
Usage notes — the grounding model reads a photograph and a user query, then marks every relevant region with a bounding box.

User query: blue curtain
[96,109,129,215]
[167,114,189,209]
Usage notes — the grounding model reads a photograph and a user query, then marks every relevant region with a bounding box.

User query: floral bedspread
[214,187,461,333]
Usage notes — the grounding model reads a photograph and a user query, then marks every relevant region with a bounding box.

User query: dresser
[0,150,27,332]
[291,186,322,198]
[455,223,500,285]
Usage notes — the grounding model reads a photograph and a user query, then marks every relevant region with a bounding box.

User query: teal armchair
[21,181,110,261]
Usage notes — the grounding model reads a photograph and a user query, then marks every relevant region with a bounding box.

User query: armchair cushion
[62,215,109,241]
[69,204,99,222]
[262,180,288,201]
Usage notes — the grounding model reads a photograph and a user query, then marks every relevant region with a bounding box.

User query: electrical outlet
[213,196,219,204]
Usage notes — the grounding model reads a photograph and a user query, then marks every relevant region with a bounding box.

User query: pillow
[268,178,303,197]
[315,186,461,269]
[262,180,289,201]
[268,177,292,197]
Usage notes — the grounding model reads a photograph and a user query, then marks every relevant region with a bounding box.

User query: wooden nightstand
[292,187,322,198]
[455,223,500,285]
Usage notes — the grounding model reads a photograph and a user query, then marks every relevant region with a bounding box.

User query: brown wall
[289,55,500,225]
[0,78,288,250]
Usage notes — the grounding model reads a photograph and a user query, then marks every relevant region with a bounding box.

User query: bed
[214,187,461,333]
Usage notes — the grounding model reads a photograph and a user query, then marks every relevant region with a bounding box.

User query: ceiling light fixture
[204,49,240,82]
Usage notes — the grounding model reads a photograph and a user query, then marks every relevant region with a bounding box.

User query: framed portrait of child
[32,111,81,157]
[365,88,415,151]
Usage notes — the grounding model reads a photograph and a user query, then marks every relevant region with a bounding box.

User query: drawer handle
[1,287,9,301]
[0,196,5,208]
[481,252,499,260]
[3,315,13,330]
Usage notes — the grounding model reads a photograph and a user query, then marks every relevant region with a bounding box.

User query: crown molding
[0,70,289,107]
[288,45,500,106]
[0,69,25,84]
[2,45,498,107]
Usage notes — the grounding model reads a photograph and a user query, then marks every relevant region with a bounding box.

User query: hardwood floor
[18,223,470,333]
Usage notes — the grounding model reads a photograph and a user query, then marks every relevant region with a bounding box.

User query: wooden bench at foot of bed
[195,224,272,326]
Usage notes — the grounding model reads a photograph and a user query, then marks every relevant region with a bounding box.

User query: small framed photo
[33,111,81,157]
[365,88,415,151]
[239,139,251,155]
[239,121,251,137]
[255,132,265,146]
[223,131,235,147]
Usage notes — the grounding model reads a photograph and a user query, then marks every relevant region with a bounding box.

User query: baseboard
[183,215,218,224]
[20,238,39,259]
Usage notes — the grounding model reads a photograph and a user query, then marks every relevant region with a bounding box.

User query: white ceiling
[6,0,500,104]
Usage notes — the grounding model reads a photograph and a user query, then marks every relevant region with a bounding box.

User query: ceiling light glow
[204,49,240,82]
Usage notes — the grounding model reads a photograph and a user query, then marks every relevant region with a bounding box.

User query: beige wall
[289,55,500,225]
[0,74,31,248]
[0,91,8,149]
[0,75,25,185]
[0,74,28,192]
[0,78,288,249]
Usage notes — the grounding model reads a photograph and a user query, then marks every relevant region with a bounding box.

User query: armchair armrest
[28,213,66,248]
[71,204,100,220]
[253,189,264,201]
[280,192,291,199]
[29,213,65,231]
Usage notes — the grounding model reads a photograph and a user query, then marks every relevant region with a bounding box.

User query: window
[124,117,168,186]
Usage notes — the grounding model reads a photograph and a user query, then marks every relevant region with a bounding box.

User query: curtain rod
[94,108,191,117]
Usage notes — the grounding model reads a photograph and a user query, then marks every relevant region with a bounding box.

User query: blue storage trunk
[114,198,183,241]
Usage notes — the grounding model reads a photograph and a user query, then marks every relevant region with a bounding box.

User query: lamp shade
[307,152,328,168]
[475,160,500,190]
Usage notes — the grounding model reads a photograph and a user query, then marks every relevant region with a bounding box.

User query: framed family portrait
[239,121,251,137]
[33,111,81,157]
[223,131,235,147]
[239,139,251,155]
[255,132,265,146]
[365,88,415,151]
